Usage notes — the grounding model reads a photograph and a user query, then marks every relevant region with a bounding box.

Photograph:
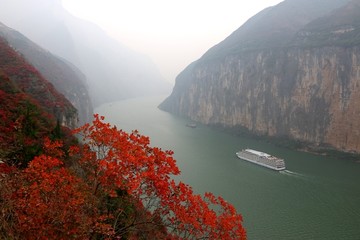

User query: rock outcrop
[160,0,360,153]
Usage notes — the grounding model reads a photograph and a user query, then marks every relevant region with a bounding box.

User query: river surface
[95,95,360,240]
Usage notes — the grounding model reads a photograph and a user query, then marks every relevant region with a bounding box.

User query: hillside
[201,0,350,59]
[160,0,360,153]
[0,35,245,239]
[0,0,171,107]
[292,0,360,47]
[0,22,93,125]
[0,36,77,127]
[0,36,78,166]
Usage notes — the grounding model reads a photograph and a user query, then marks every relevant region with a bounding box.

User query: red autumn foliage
[73,114,246,239]
[0,72,51,167]
[0,155,93,239]
[0,35,82,163]
[0,114,246,239]
[0,37,76,118]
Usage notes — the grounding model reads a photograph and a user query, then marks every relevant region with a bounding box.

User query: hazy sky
[62,0,284,83]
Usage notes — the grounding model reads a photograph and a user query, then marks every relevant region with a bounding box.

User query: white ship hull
[236,150,286,171]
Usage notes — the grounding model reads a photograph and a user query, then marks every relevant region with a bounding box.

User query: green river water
[95,95,360,240]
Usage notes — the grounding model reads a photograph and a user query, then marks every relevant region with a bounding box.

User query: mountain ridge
[0,36,77,127]
[0,0,171,107]
[201,0,351,61]
[0,22,93,124]
[160,0,360,154]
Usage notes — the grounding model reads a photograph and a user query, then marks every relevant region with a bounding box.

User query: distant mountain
[0,22,93,125]
[201,0,351,59]
[0,0,171,107]
[292,0,360,47]
[160,0,360,154]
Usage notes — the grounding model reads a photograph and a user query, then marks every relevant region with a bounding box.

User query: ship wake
[280,170,306,178]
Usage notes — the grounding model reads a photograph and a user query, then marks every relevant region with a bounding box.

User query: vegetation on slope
[200,0,351,61]
[0,22,93,124]
[0,35,246,239]
[0,37,77,125]
[0,115,246,239]
[292,0,360,47]
[0,36,78,167]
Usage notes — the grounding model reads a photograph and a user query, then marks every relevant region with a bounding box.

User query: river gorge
[96,95,360,240]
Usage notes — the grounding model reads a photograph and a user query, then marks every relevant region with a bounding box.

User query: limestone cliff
[160,0,360,153]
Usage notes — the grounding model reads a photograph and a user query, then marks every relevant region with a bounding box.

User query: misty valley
[1,0,360,239]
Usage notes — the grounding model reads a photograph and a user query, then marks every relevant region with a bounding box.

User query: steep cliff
[0,22,93,125]
[0,36,77,128]
[160,0,360,153]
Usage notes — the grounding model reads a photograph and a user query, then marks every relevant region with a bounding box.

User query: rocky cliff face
[160,0,360,153]
[161,47,360,152]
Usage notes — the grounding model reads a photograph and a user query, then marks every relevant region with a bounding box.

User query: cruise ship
[236,149,286,171]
